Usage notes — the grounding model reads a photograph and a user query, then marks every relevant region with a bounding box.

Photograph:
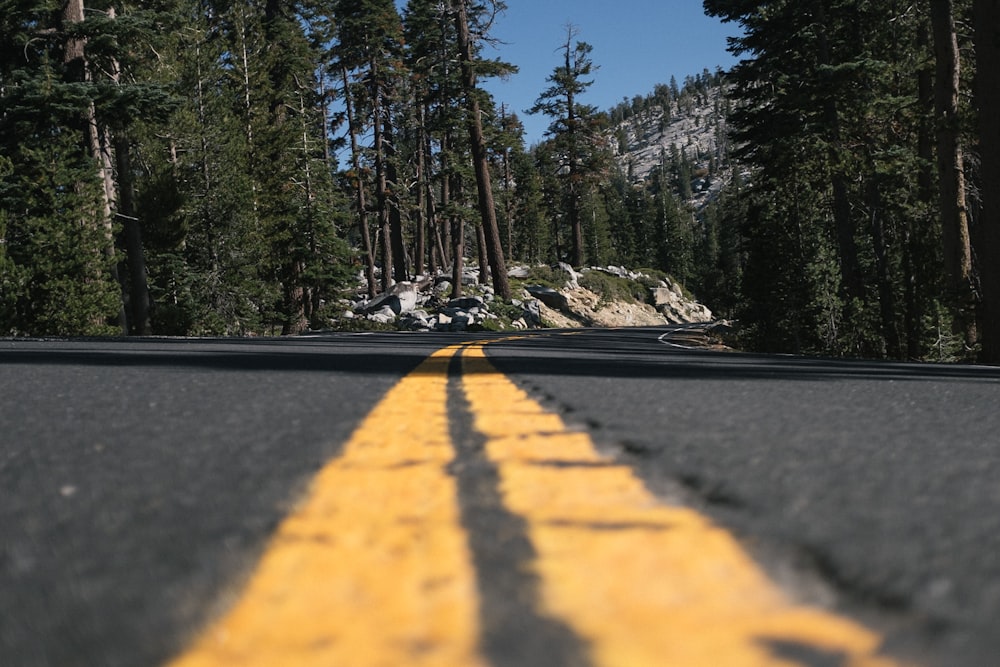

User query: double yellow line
[168,342,911,667]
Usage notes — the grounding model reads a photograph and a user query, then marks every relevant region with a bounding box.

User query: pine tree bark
[453,0,511,300]
[974,0,1000,362]
[931,0,978,349]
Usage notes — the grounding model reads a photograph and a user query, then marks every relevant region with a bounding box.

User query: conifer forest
[1,1,999,364]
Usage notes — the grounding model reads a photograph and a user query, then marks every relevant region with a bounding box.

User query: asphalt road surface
[2,328,999,667]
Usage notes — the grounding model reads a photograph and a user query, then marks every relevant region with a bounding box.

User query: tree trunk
[62,0,127,333]
[281,261,308,335]
[440,132,453,268]
[867,181,902,358]
[414,107,428,277]
[453,0,511,300]
[815,1,864,304]
[451,173,464,299]
[115,133,150,335]
[383,119,408,284]
[564,37,584,268]
[475,221,489,284]
[974,0,1000,362]
[422,104,444,274]
[931,0,978,349]
[372,65,392,292]
[501,105,515,260]
[342,67,377,299]
[451,216,464,299]
[107,8,149,335]
[903,21,937,359]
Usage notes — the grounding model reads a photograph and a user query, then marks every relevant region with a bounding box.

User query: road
[2,328,999,666]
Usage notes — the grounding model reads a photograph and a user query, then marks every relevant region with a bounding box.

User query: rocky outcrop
[328,264,713,333]
[650,277,714,324]
[525,285,569,311]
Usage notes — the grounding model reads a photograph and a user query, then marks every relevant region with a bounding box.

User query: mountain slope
[608,74,733,209]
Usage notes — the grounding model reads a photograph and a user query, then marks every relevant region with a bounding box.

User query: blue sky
[475,1,740,145]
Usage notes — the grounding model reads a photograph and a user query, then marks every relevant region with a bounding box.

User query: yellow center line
[460,342,914,667]
[166,336,917,667]
[167,345,487,667]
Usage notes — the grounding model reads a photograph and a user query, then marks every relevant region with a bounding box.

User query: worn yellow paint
[460,342,912,667]
[168,346,487,667]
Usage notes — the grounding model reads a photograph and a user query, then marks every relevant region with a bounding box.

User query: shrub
[579,271,647,304]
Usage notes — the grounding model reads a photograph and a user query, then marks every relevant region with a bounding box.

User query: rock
[450,313,472,330]
[369,306,397,324]
[448,296,484,311]
[434,310,471,331]
[434,280,452,296]
[650,286,679,308]
[359,293,402,316]
[508,266,530,279]
[389,282,418,314]
[525,285,568,311]
[651,285,713,323]
[557,262,581,288]
[342,310,355,319]
[412,275,434,292]
[600,265,628,278]
[523,299,543,327]
[399,313,431,331]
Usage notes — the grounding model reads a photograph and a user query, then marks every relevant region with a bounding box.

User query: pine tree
[509,141,549,264]
[333,0,405,291]
[139,2,270,335]
[528,27,611,267]
[404,0,458,276]
[0,0,170,334]
[931,0,977,350]
[451,0,512,299]
[704,0,975,358]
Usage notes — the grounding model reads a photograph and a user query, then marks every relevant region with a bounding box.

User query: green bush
[519,265,573,289]
[579,271,648,304]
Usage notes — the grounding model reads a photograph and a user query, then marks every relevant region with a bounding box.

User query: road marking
[167,337,914,667]
[167,345,487,667]
[460,342,911,667]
